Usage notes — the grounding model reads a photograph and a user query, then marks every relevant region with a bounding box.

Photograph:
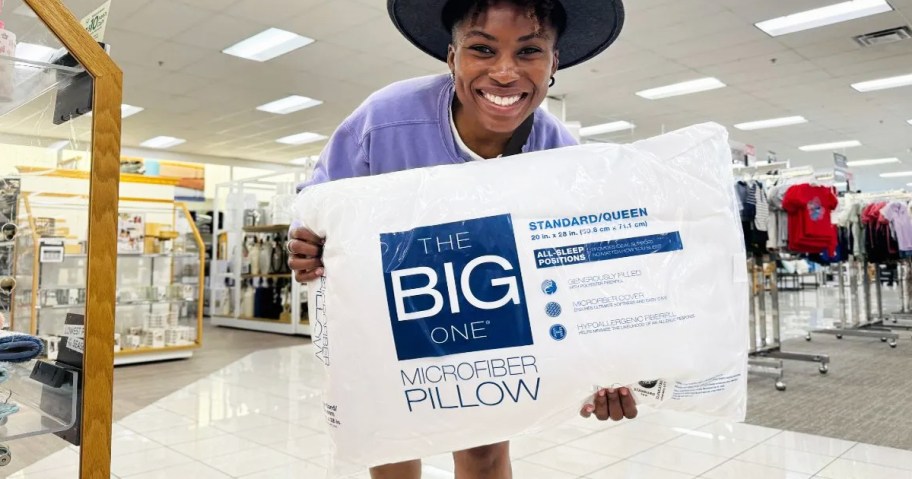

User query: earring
[549,76,556,87]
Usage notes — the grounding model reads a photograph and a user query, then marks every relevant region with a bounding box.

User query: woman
[289,1,635,477]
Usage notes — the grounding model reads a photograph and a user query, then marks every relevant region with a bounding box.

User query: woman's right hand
[287,227,325,283]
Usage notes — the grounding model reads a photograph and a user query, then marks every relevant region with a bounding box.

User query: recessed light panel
[846,158,900,167]
[734,116,808,131]
[636,78,727,100]
[223,28,315,62]
[257,95,323,114]
[756,0,893,37]
[277,132,328,145]
[140,136,186,149]
[579,121,635,137]
[798,140,862,152]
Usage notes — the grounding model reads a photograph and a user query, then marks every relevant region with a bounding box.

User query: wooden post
[23,1,123,478]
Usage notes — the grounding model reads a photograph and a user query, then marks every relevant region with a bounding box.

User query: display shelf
[0,54,85,118]
[242,224,290,233]
[0,0,125,471]
[35,299,195,310]
[0,360,79,442]
[13,197,206,365]
[114,349,194,366]
[237,315,292,324]
[241,274,287,279]
[211,172,309,337]
[211,315,297,335]
[54,252,198,259]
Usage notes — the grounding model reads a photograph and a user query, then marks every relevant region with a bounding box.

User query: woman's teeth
[483,92,521,107]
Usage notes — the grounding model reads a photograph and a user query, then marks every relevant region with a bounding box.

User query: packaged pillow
[296,122,748,471]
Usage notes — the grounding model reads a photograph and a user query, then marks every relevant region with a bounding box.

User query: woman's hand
[579,387,638,421]
[287,227,325,283]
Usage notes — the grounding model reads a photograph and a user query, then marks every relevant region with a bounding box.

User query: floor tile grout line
[811,454,844,478]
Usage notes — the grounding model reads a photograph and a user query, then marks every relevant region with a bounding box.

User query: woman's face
[448,2,559,136]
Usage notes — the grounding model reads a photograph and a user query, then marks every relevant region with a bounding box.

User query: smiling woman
[445,1,562,157]
[286,1,626,478]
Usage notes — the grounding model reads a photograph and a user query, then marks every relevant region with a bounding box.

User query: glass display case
[12,193,204,365]
[0,0,122,477]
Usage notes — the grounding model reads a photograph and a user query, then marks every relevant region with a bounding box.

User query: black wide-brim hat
[388,0,624,70]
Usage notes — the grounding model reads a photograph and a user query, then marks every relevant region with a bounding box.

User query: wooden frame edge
[24,1,123,478]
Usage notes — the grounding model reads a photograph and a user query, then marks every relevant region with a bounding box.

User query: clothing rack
[747,254,830,392]
[886,259,912,330]
[808,257,900,346]
[808,191,912,346]
[733,161,790,177]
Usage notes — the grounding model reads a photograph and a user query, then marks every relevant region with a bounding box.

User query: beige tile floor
[8,344,912,479]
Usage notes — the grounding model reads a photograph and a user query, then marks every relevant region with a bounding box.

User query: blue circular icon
[545,302,562,318]
[550,324,567,341]
[541,279,558,295]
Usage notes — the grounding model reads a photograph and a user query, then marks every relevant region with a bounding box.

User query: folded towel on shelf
[0,365,9,383]
[0,331,44,362]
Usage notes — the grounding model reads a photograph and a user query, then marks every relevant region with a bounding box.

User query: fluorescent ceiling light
[908,119,912,125]
[579,121,635,137]
[799,140,861,152]
[852,73,912,92]
[277,132,327,145]
[140,136,186,149]
[16,42,59,63]
[222,28,314,62]
[636,78,726,100]
[846,157,900,167]
[734,116,808,131]
[756,0,893,37]
[86,104,144,118]
[880,171,912,178]
[257,95,323,114]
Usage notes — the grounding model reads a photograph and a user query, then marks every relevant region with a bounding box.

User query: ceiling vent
[854,26,912,47]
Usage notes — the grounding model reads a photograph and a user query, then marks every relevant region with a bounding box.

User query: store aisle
[9,343,912,479]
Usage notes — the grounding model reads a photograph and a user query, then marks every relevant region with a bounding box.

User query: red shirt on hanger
[782,184,838,254]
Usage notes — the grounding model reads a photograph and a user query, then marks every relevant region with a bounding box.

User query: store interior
[0,0,911,478]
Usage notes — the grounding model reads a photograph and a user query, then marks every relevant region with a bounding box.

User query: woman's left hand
[579,387,638,421]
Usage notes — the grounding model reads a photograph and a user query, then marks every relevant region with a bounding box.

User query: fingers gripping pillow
[296,123,749,470]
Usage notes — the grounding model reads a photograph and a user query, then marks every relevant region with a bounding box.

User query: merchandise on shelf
[7,175,205,365]
[210,172,310,335]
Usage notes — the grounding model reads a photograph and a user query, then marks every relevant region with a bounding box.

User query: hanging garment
[864,202,898,263]
[849,201,865,258]
[736,181,755,222]
[880,201,912,252]
[753,182,769,232]
[782,184,838,254]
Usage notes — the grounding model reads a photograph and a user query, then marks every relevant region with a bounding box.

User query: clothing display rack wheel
[747,255,831,391]
[885,261,912,341]
[811,258,902,346]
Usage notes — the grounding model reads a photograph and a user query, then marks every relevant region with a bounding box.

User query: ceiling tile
[119,0,213,40]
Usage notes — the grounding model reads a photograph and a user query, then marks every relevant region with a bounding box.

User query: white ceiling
[6,0,912,190]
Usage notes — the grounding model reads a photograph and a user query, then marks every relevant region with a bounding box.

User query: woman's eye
[520,47,543,55]
[470,45,494,55]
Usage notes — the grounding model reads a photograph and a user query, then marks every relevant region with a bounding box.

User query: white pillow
[296,122,749,472]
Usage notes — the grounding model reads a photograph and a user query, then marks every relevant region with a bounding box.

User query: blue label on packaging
[381,214,533,361]
[533,232,683,269]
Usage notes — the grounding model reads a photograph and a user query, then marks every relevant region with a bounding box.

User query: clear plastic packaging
[295,123,749,473]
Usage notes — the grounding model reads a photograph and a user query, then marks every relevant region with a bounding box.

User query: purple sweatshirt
[303,74,578,188]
